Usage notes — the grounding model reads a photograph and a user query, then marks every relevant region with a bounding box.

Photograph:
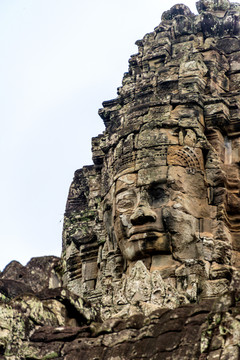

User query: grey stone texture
[1,0,240,358]
[62,0,240,321]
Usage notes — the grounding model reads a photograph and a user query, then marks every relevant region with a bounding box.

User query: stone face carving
[2,2,240,358]
[62,0,240,318]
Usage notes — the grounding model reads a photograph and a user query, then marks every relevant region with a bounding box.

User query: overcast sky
[0,0,199,271]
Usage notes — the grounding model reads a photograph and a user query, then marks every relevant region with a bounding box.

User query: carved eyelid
[149,185,165,193]
[116,189,137,211]
[115,186,136,197]
[148,181,166,191]
[148,180,166,189]
[116,193,137,206]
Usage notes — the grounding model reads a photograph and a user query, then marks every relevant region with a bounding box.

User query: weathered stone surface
[62,0,240,323]
[0,287,97,358]
[0,278,33,300]
[30,325,91,342]
[0,291,237,359]
[1,0,240,358]
[0,256,62,293]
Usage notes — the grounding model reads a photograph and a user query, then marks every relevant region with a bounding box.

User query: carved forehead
[115,173,137,194]
[113,164,207,196]
[114,166,168,191]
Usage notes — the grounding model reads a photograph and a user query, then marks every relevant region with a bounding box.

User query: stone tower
[62,0,240,319]
[2,1,240,358]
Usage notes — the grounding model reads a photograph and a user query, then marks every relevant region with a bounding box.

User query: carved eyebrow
[115,180,132,195]
[115,185,135,196]
[148,180,167,189]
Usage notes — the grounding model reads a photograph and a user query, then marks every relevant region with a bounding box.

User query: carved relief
[167,146,204,170]
[62,0,240,319]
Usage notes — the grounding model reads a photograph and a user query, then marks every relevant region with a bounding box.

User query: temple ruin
[1,0,240,358]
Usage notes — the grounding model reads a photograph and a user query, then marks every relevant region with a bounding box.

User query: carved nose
[130,206,157,226]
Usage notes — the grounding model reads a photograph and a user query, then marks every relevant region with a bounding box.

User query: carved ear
[111,231,118,250]
[103,202,114,243]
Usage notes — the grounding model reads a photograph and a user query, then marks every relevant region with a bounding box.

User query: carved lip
[128,226,165,242]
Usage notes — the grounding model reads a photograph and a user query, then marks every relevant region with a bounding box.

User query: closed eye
[148,184,169,205]
[116,190,137,212]
[116,198,135,211]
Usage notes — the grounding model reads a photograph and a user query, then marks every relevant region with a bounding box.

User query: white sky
[0,0,198,271]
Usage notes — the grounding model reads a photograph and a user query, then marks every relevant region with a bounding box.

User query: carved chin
[120,232,171,261]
